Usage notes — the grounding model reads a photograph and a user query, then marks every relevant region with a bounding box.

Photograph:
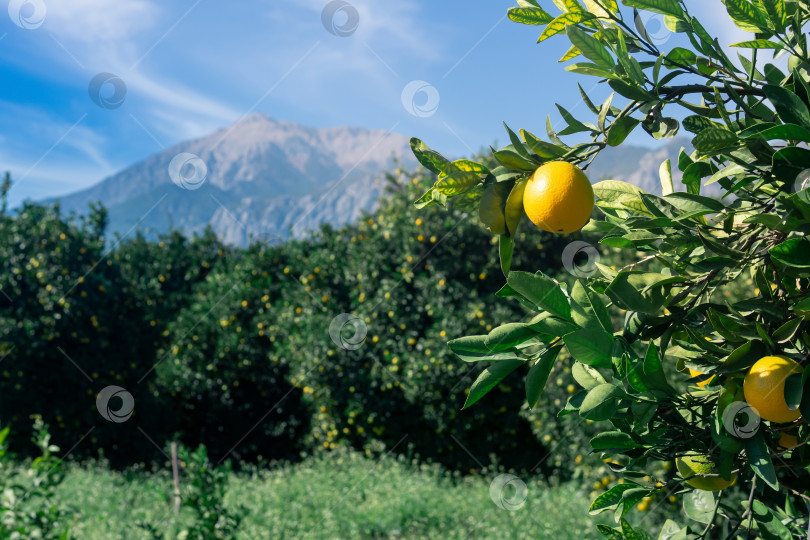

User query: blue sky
[0,0,749,206]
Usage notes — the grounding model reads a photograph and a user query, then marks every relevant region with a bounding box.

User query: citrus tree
[413,0,810,537]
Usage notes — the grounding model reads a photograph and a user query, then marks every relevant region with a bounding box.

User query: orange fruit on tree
[778,431,799,450]
[743,355,803,423]
[523,161,594,234]
[675,452,737,491]
[688,368,714,388]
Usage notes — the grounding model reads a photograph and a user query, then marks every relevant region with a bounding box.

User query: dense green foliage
[0,167,603,475]
[413,0,810,537]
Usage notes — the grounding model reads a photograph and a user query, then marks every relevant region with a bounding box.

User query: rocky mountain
[52,115,695,245]
[54,114,415,245]
[589,136,691,193]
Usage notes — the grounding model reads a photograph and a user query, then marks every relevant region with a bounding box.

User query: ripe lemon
[523,161,594,234]
[743,356,803,423]
[688,368,714,388]
[675,452,737,491]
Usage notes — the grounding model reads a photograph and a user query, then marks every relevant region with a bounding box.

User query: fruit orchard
[412,0,810,537]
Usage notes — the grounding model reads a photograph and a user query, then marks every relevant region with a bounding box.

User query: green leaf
[410,138,450,175]
[683,490,715,524]
[665,192,725,213]
[583,0,617,17]
[717,340,766,374]
[621,518,654,540]
[642,114,679,140]
[521,129,567,158]
[505,179,527,237]
[760,0,786,30]
[773,317,801,343]
[447,335,522,362]
[722,0,771,32]
[565,62,616,78]
[682,115,721,134]
[607,117,641,146]
[572,361,607,390]
[526,345,563,408]
[751,500,793,540]
[493,149,537,171]
[746,123,810,143]
[578,83,600,114]
[622,0,682,17]
[479,182,511,235]
[566,25,614,69]
[665,47,697,66]
[784,373,802,411]
[658,520,687,540]
[643,343,675,394]
[499,235,514,276]
[571,280,614,333]
[731,39,783,49]
[692,128,738,154]
[593,180,645,203]
[659,159,673,196]
[763,84,810,130]
[556,104,592,135]
[564,327,614,368]
[590,431,639,450]
[608,79,653,101]
[507,6,554,25]
[801,375,810,425]
[435,171,481,196]
[596,525,624,539]
[527,313,579,337]
[770,238,810,267]
[605,272,668,314]
[744,431,778,490]
[590,483,638,514]
[462,359,525,409]
[485,323,538,351]
[579,383,620,420]
[538,11,592,42]
[507,271,572,320]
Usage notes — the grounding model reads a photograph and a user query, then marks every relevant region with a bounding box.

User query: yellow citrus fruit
[778,431,799,450]
[743,355,803,423]
[523,161,594,234]
[675,452,737,491]
[688,368,714,388]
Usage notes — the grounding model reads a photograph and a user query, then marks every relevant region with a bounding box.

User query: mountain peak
[52,117,415,245]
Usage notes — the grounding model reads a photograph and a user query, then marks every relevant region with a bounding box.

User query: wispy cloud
[46,0,159,44]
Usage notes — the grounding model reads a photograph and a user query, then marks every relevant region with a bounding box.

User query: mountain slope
[55,114,414,244]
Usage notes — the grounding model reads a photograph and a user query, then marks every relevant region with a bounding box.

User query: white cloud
[45,0,159,44]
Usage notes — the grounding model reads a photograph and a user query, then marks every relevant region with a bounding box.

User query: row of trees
[0,167,603,476]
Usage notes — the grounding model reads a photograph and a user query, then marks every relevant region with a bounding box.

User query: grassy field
[50,450,614,539]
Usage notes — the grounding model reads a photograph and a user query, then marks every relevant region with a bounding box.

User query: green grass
[51,450,611,539]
